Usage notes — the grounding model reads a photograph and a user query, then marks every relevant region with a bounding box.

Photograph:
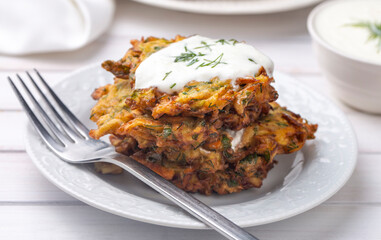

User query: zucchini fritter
[89,36,317,195]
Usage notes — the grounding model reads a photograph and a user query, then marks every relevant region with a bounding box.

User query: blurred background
[0,0,319,72]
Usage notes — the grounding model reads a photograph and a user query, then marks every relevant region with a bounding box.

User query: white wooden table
[1,1,380,239]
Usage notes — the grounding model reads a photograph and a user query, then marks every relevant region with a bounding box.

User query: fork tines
[8,70,90,150]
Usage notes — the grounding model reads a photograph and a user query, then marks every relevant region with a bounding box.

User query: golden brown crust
[102,35,186,80]
[127,70,278,130]
[89,36,318,195]
[101,103,317,194]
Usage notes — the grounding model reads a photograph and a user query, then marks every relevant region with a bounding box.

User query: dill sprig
[248,58,257,64]
[194,41,215,51]
[197,53,227,69]
[174,51,197,62]
[229,39,239,45]
[174,46,205,63]
[187,58,199,66]
[173,41,230,69]
[162,71,172,81]
[347,21,381,52]
[216,39,230,45]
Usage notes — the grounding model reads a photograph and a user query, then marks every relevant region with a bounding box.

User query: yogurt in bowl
[308,0,381,114]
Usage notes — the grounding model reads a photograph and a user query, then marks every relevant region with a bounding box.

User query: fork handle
[102,154,259,240]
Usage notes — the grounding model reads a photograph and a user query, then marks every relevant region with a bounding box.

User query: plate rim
[25,63,358,229]
[132,0,324,15]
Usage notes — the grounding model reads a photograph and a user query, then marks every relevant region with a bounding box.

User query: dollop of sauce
[226,129,244,151]
[313,0,381,64]
[135,35,274,93]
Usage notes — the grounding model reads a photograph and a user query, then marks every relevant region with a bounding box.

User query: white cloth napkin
[0,0,115,55]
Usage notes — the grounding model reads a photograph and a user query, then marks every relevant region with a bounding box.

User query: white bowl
[307,0,381,114]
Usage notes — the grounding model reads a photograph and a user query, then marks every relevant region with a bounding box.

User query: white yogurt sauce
[314,0,381,64]
[135,35,274,93]
[226,129,244,151]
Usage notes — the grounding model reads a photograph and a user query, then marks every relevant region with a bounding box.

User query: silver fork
[9,70,259,240]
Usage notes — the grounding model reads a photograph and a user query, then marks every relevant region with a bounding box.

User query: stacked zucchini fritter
[90,36,317,195]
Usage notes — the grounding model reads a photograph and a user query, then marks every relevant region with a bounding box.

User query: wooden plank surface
[0,152,76,202]
[0,205,380,240]
[0,152,380,204]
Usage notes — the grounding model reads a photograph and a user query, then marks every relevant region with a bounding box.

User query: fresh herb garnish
[347,21,381,52]
[185,85,197,89]
[194,140,206,150]
[208,102,217,108]
[162,71,172,81]
[209,132,218,138]
[229,39,239,45]
[147,155,159,163]
[174,51,197,63]
[197,53,227,69]
[174,46,206,68]
[144,124,162,129]
[216,39,230,45]
[192,134,199,140]
[206,160,215,168]
[194,41,215,51]
[240,153,258,164]
[248,58,257,63]
[175,152,186,165]
[253,126,258,135]
[162,127,172,138]
[235,169,245,177]
[262,151,271,163]
[287,141,299,151]
[177,122,183,130]
[223,150,232,159]
[254,171,262,178]
[227,179,238,187]
[221,135,231,149]
[276,122,289,127]
[187,58,199,66]
[170,83,176,89]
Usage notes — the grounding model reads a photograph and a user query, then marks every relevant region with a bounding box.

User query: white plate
[132,0,323,15]
[26,64,357,229]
